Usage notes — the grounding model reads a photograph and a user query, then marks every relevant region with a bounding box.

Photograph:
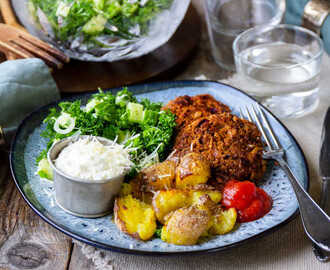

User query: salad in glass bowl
[14,0,190,61]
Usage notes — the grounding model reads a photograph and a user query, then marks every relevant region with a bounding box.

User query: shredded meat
[164,95,265,188]
[162,94,231,129]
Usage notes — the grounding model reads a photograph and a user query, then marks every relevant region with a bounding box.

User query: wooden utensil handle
[0,0,26,59]
[0,0,26,31]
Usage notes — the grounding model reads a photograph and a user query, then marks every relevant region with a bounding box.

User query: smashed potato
[190,190,222,205]
[193,194,217,235]
[161,206,210,245]
[152,188,222,224]
[115,153,237,244]
[141,160,176,191]
[176,153,211,189]
[152,190,189,224]
[124,176,154,204]
[209,207,237,235]
[114,195,156,241]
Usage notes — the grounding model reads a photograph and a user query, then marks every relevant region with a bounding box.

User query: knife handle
[276,158,330,252]
[313,245,329,262]
[320,180,330,213]
[313,180,330,262]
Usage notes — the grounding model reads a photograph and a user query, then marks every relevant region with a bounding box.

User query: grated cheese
[55,137,133,181]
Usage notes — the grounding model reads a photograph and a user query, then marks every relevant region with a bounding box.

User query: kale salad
[29,0,173,49]
[37,88,176,180]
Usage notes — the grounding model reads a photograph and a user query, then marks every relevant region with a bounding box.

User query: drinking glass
[233,24,323,119]
[204,0,285,71]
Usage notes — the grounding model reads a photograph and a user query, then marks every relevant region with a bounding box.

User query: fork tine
[244,106,253,121]
[249,105,274,150]
[256,105,280,149]
[239,108,244,118]
[18,34,70,63]
[10,39,63,69]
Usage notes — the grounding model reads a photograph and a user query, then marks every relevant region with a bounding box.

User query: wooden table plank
[0,154,73,270]
[68,245,93,270]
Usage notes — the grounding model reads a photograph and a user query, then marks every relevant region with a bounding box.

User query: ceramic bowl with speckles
[10,81,309,255]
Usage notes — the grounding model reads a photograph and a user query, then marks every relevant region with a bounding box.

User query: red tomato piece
[238,199,264,223]
[222,180,257,210]
[256,188,272,215]
[222,180,273,223]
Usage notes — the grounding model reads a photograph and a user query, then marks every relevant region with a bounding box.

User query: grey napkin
[0,58,60,141]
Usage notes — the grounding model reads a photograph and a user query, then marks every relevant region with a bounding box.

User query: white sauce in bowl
[55,137,133,181]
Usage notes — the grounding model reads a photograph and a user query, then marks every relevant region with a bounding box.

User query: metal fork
[241,104,330,252]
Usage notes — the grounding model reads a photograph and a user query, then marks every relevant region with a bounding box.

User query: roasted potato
[194,194,217,212]
[190,189,222,205]
[176,153,211,189]
[114,195,156,241]
[209,207,237,235]
[125,176,154,204]
[161,206,210,245]
[141,160,176,191]
[152,187,222,224]
[152,190,190,224]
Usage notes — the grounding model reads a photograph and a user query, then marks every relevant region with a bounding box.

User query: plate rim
[9,80,310,256]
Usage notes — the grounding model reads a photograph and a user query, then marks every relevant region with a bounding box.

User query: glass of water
[204,0,285,71]
[233,24,323,119]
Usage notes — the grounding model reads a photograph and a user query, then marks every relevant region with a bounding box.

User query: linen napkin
[286,0,330,54]
[0,58,60,143]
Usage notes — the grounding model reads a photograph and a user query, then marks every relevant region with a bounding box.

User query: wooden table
[0,1,218,269]
[1,1,330,269]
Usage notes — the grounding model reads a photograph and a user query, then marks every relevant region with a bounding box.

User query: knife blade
[313,107,330,262]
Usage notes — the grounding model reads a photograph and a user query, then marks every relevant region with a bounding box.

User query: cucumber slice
[106,0,122,19]
[93,0,105,9]
[56,1,71,17]
[122,2,139,17]
[82,15,107,35]
[117,130,131,143]
[143,109,158,126]
[127,102,144,123]
[37,158,53,180]
[85,98,103,112]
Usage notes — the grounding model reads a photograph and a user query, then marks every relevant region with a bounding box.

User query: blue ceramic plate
[10,81,309,255]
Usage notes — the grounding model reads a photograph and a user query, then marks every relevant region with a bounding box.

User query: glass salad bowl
[12,0,191,62]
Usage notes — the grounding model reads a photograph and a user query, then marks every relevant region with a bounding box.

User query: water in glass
[205,0,285,71]
[237,42,320,118]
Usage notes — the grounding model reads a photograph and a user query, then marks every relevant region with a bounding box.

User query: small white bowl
[48,135,128,218]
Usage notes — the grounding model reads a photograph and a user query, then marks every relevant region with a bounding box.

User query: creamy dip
[55,137,133,181]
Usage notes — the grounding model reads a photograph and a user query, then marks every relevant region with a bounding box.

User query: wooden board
[0,154,73,270]
[0,13,73,270]
[9,2,200,93]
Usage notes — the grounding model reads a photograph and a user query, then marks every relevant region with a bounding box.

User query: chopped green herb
[30,0,173,47]
[154,228,162,238]
[36,87,176,179]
